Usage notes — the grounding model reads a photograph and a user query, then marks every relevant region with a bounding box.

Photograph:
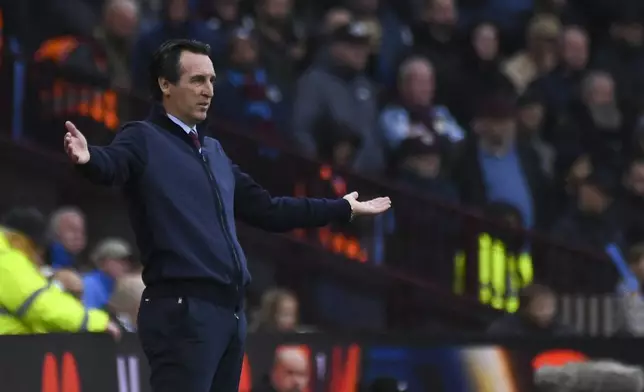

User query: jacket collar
[146,103,207,146]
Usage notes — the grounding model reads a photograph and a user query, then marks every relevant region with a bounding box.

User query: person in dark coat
[63,39,391,392]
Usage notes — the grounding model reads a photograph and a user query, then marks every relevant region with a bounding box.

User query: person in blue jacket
[63,39,391,392]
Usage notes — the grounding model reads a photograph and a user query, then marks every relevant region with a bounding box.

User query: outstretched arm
[233,166,390,232]
[65,121,147,186]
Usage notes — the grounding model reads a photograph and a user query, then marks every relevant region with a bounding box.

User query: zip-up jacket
[0,228,110,334]
[76,104,352,307]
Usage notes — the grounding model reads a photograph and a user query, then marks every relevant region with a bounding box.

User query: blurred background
[4,0,644,390]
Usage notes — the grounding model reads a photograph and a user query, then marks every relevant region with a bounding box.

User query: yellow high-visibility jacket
[453,233,533,313]
[0,228,109,334]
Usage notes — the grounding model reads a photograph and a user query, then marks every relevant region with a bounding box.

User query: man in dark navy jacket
[63,39,391,392]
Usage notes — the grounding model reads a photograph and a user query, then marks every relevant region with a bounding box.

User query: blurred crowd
[6,0,644,255]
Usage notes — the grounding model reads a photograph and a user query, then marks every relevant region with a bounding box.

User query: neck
[163,103,196,128]
[480,139,512,156]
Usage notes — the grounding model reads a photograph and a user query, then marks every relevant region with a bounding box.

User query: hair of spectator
[397,56,433,85]
[1,207,48,249]
[103,0,139,15]
[48,206,85,240]
[535,361,644,392]
[519,284,554,309]
[580,70,614,99]
[148,39,212,101]
[251,287,297,331]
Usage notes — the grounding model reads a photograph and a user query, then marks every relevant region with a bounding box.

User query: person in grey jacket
[292,21,385,175]
[615,244,644,336]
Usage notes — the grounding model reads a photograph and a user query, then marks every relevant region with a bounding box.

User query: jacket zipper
[195,148,243,288]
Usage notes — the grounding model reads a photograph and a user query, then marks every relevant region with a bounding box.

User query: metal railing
[1,59,619,308]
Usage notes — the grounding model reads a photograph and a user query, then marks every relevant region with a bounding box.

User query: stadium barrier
[3,333,644,392]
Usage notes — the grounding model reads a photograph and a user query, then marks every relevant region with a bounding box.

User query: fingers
[65,121,80,136]
[348,191,359,199]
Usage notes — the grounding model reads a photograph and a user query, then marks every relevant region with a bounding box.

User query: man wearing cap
[82,238,133,310]
[293,20,385,175]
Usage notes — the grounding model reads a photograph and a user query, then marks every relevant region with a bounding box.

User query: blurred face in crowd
[102,257,131,279]
[104,0,139,40]
[160,51,215,126]
[332,141,356,167]
[472,23,499,61]
[167,0,189,23]
[229,35,258,68]
[517,102,544,133]
[331,40,370,70]
[561,27,588,70]
[54,211,86,255]
[275,295,298,331]
[583,74,615,106]
[627,162,644,196]
[399,60,435,107]
[212,0,239,22]
[426,0,457,29]
[613,22,644,47]
[631,257,644,281]
[527,292,557,327]
[578,183,610,214]
[271,349,309,392]
[260,0,292,25]
[476,116,516,149]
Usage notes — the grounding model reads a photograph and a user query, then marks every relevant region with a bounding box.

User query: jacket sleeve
[76,123,147,186]
[233,165,352,232]
[0,252,109,333]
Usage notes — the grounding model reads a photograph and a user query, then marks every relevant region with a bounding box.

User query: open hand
[343,191,391,217]
[64,121,90,164]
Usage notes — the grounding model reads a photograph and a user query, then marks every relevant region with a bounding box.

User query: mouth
[197,103,210,110]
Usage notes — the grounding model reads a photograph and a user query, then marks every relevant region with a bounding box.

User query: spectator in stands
[551,168,623,252]
[211,28,290,141]
[301,7,353,70]
[0,208,120,338]
[199,0,254,58]
[379,57,464,158]
[48,207,87,269]
[82,238,133,310]
[487,284,575,336]
[532,25,590,124]
[592,7,644,105]
[502,14,561,94]
[554,71,636,175]
[615,243,644,336]
[454,93,551,229]
[250,288,301,332]
[392,137,458,203]
[535,360,644,392]
[454,21,514,125]
[292,21,385,175]
[254,0,306,92]
[516,88,555,177]
[406,0,463,108]
[131,0,216,92]
[343,0,411,86]
[109,273,146,331]
[252,346,309,392]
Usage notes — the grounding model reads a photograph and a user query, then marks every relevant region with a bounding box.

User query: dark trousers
[137,295,246,392]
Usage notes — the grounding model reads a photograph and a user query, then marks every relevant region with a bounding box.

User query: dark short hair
[148,39,211,101]
[1,207,48,249]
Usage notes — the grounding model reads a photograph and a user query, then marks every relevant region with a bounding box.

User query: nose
[203,81,214,98]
